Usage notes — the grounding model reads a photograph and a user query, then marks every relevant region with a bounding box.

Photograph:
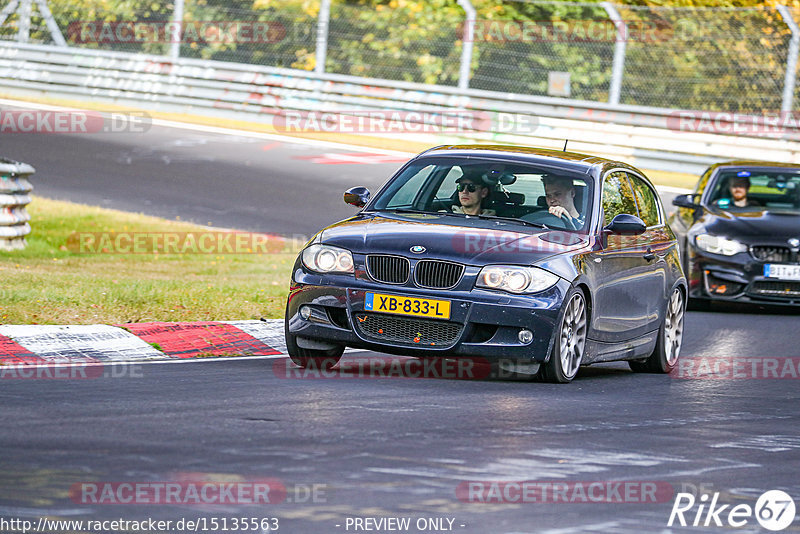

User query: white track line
[0,97,415,157]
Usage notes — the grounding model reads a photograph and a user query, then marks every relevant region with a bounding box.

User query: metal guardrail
[0,157,34,251]
[2,41,800,176]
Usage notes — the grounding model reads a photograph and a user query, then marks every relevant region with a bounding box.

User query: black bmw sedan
[285,145,686,383]
[669,161,800,308]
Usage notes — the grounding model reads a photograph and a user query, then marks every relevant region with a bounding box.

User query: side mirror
[672,193,701,209]
[344,186,370,208]
[603,213,647,235]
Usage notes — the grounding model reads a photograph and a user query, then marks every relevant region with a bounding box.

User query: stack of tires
[0,158,35,251]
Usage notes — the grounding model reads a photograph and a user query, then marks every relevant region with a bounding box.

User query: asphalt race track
[0,118,408,237]
[1,114,800,533]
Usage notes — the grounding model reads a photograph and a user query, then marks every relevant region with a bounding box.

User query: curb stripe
[0,325,164,362]
[119,322,281,358]
[0,333,40,365]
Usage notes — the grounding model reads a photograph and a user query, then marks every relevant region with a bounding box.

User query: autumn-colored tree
[10,0,800,111]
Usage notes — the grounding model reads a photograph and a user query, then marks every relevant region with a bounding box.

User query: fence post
[15,0,31,43]
[601,2,626,106]
[33,0,67,46]
[778,5,799,113]
[169,0,185,61]
[457,0,476,91]
[0,159,35,251]
[315,0,331,74]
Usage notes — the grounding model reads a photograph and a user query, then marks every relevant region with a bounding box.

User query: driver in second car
[543,175,582,226]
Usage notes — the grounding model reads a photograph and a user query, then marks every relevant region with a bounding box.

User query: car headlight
[301,244,354,273]
[695,234,747,256]
[476,265,559,294]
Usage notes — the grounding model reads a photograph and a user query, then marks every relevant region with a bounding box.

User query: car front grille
[414,260,464,289]
[751,246,793,263]
[354,313,463,347]
[749,281,800,298]
[367,255,410,284]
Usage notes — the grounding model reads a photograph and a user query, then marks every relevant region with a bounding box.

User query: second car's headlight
[476,265,559,294]
[695,234,747,256]
[302,244,354,273]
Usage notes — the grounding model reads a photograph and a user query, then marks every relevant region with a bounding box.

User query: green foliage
[21,0,800,110]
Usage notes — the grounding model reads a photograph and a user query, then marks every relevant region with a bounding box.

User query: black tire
[540,287,588,383]
[687,297,711,312]
[284,321,344,370]
[629,288,685,373]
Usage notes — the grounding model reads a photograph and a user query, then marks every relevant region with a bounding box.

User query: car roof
[417,145,648,180]
[707,160,800,172]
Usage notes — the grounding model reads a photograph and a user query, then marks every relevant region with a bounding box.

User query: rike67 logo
[668,490,796,531]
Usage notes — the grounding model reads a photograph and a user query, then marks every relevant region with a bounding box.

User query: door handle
[643,248,656,261]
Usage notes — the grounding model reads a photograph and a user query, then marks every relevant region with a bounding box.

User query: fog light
[299,306,311,320]
[518,329,533,344]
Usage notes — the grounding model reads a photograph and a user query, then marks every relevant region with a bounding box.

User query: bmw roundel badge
[410,245,426,254]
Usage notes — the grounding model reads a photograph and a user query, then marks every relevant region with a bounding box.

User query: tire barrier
[0,158,34,251]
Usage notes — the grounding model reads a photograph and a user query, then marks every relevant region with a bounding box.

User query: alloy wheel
[559,293,587,379]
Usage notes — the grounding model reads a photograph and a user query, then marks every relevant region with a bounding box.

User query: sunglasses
[457,183,479,193]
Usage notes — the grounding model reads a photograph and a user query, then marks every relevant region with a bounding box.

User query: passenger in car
[543,175,582,224]
[451,174,496,216]
[726,175,762,207]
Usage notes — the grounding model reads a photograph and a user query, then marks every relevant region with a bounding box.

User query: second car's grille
[354,313,463,347]
[414,260,464,289]
[751,246,793,263]
[749,281,800,298]
[367,255,410,284]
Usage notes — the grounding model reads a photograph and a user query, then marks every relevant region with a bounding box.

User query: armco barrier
[0,158,34,251]
[2,41,800,175]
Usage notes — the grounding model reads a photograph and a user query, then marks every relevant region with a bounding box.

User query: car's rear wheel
[630,288,685,373]
[540,287,587,383]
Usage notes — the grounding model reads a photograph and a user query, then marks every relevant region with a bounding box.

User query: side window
[602,171,638,226]
[628,174,660,227]
[386,165,434,207]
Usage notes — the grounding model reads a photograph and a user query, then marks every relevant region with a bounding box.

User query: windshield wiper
[373,208,467,218]
[476,214,546,228]
[376,209,546,228]
[373,208,430,214]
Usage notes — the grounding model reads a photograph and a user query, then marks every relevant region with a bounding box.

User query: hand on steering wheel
[548,206,578,230]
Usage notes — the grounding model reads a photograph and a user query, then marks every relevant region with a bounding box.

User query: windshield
[707,169,800,213]
[368,157,592,231]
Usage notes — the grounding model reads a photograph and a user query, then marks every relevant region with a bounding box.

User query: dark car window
[628,174,661,227]
[602,171,638,226]
[707,170,800,212]
[370,157,592,231]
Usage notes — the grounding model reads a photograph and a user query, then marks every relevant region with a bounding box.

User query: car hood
[701,207,800,243]
[317,214,590,265]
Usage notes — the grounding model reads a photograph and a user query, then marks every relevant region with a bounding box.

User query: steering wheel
[523,210,578,230]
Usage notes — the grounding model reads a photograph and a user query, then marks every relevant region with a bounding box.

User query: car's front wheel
[540,287,587,383]
[285,324,344,370]
[630,287,685,373]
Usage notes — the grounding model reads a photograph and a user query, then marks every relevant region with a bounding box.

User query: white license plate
[763,264,800,280]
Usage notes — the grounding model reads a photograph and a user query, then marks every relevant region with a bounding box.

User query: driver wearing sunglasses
[450,174,496,216]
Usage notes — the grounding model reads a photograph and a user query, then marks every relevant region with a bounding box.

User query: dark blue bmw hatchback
[285,145,687,382]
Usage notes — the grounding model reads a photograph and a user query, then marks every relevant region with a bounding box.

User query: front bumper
[687,247,800,306]
[286,269,570,362]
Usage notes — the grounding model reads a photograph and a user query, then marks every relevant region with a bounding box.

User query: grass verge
[0,197,297,325]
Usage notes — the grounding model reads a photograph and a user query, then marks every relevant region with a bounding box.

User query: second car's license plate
[764,263,800,280]
[365,292,450,319]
